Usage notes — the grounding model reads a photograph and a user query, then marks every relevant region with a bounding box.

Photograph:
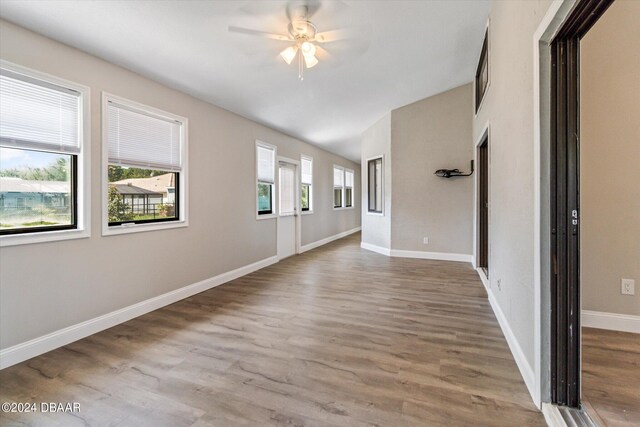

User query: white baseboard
[360,243,472,263]
[542,403,568,427]
[300,226,361,253]
[486,288,538,406]
[390,249,473,263]
[0,255,279,370]
[582,310,640,334]
[360,242,391,256]
[476,267,490,292]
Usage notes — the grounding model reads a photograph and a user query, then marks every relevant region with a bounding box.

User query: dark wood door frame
[478,135,489,276]
[549,0,614,408]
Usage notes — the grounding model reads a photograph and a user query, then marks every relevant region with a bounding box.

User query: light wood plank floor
[0,233,544,426]
[582,327,640,427]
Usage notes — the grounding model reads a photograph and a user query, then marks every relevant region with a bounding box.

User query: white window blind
[333,166,344,187]
[301,157,312,185]
[279,164,295,215]
[0,70,81,153]
[345,169,354,188]
[257,145,275,183]
[107,101,182,171]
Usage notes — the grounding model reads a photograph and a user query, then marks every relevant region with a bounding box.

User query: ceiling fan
[229,0,369,80]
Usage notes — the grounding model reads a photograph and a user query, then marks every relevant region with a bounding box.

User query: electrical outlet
[423,237,429,245]
[497,278,502,291]
[621,279,635,295]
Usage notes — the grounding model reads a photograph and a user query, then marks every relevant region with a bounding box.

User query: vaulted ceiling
[0,0,490,161]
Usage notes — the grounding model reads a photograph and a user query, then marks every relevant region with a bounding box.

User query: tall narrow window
[105,96,185,229]
[301,156,312,212]
[475,28,489,113]
[0,67,82,236]
[345,169,354,208]
[333,165,344,208]
[257,142,275,216]
[367,157,383,214]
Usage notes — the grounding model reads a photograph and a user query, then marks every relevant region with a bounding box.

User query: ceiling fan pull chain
[298,52,303,80]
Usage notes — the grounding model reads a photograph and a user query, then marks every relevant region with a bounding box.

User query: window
[301,156,312,212]
[475,28,489,113]
[367,157,383,214]
[103,93,187,234]
[0,64,88,243]
[345,169,354,208]
[333,165,344,208]
[256,142,275,216]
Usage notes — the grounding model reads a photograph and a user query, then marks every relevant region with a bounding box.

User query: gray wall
[472,0,553,372]
[580,0,640,316]
[0,19,360,350]
[391,84,473,255]
[360,114,391,249]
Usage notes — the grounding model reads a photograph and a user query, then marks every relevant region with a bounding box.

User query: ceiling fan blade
[228,26,291,42]
[314,45,330,60]
[315,23,372,43]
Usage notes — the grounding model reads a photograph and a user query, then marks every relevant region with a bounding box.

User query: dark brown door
[478,136,489,275]
[549,0,613,408]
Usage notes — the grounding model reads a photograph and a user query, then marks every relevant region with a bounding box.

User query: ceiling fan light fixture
[280,45,299,65]
[303,53,318,68]
[300,41,316,56]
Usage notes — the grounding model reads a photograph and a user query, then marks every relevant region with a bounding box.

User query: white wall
[391,84,473,256]
[0,19,360,351]
[580,0,640,317]
[360,114,391,250]
[472,0,553,402]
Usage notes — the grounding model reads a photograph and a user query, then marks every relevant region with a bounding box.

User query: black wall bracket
[435,160,474,178]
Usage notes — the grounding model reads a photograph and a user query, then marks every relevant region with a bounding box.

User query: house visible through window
[301,156,312,212]
[333,165,344,208]
[368,157,383,213]
[345,169,354,208]
[257,142,275,216]
[106,98,184,226]
[0,68,80,235]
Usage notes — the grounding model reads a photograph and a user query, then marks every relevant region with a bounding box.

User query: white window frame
[333,164,345,210]
[300,154,313,215]
[101,92,188,236]
[366,155,384,216]
[0,60,91,247]
[256,140,277,220]
[344,168,355,209]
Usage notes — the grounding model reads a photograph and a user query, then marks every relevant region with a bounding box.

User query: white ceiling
[0,0,489,161]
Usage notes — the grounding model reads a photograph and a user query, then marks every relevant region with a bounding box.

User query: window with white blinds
[333,166,344,188]
[301,157,312,185]
[257,145,275,184]
[106,101,183,171]
[256,142,276,216]
[0,69,81,153]
[345,169,354,208]
[0,65,88,240]
[333,165,344,208]
[279,163,295,216]
[301,156,312,212]
[103,94,187,232]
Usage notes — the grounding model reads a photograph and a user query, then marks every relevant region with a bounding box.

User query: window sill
[103,219,188,236]
[333,206,355,211]
[256,213,277,220]
[366,211,384,216]
[0,227,90,247]
[301,210,313,215]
